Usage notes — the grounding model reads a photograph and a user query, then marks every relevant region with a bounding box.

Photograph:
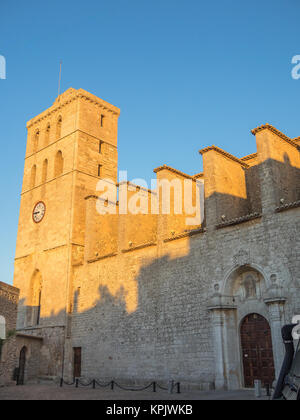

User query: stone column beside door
[263,284,287,378]
[208,293,238,390]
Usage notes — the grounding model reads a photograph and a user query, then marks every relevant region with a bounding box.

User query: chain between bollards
[59,377,181,393]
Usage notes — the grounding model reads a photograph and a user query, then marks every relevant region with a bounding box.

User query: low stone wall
[0,281,20,386]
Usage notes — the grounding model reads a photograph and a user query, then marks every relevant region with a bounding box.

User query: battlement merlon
[26,88,120,129]
[251,123,300,148]
[154,164,200,181]
[251,123,300,212]
[198,124,300,226]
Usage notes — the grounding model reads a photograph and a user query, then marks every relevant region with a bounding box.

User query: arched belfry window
[42,159,48,183]
[30,165,37,188]
[45,124,50,146]
[27,270,43,326]
[0,315,6,340]
[55,150,64,177]
[33,130,40,152]
[56,116,62,139]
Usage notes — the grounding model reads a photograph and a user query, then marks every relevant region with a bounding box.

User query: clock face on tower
[32,201,46,223]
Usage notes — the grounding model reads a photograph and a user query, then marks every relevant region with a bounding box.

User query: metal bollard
[266,384,270,397]
[254,380,262,398]
[153,382,156,392]
[60,378,63,387]
[75,378,79,388]
[168,380,174,394]
[176,382,181,394]
[111,380,114,390]
[93,379,96,389]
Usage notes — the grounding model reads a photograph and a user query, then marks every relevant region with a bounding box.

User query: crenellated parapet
[84,122,300,263]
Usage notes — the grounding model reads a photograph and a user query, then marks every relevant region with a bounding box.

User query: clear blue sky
[1,0,300,284]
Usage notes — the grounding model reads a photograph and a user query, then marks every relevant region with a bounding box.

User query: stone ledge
[122,242,157,253]
[87,252,117,263]
[164,228,205,243]
[216,213,262,229]
[275,200,300,213]
[16,333,43,341]
[17,325,65,331]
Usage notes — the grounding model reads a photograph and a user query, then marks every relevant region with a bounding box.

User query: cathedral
[11,88,300,390]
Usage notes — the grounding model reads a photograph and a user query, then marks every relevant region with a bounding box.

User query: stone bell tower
[13,88,120,377]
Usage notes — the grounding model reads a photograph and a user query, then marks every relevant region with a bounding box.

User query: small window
[33,130,40,152]
[98,164,102,177]
[100,114,105,128]
[56,116,62,139]
[99,140,104,154]
[45,124,50,146]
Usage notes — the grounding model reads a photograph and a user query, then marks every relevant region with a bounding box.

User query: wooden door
[17,346,26,385]
[73,347,82,379]
[241,313,275,388]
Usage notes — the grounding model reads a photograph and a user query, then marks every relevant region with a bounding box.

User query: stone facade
[13,88,300,389]
[0,281,19,386]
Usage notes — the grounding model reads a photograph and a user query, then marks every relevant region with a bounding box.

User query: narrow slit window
[98,164,102,177]
[33,130,40,152]
[36,290,42,326]
[56,116,62,139]
[45,124,50,146]
[100,114,105,128]
[99,140,104,154]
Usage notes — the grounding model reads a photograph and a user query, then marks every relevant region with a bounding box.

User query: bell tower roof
[27,88,120,129]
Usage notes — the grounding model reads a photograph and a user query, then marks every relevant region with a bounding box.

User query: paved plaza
[0,383,270,400]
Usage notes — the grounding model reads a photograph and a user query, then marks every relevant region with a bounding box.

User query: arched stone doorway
[27,270,43,327]
[17,346,27,385]
[240,313,275,388]
[208,263,286,390]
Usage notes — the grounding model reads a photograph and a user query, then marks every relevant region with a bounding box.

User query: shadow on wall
[18,249,214,385]
[15,154,300,384]
[206,155,300,223]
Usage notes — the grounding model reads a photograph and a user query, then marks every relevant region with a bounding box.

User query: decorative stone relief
[231,270,262,302]
[270,274,277,284]
[242,273,257,299]
[214,283,220,292]
[233,250,250,267]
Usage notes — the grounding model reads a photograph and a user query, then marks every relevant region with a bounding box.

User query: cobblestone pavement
[0,384,269,400]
